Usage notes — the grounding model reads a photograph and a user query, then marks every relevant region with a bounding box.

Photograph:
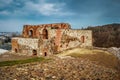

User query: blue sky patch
[0,0,120,32]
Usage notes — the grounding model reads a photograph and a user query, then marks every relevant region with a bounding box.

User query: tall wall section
[47,29,92,53]
[22,23,71,38]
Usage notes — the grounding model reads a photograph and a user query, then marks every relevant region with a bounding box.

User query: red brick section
[11,39,19,52]
[22,25,40,38]
[55,29,62,51]
[22,23,70,38]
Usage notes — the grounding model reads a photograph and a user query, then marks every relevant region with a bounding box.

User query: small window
[81,36,85,43]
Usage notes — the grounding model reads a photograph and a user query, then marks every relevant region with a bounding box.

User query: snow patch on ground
[0,49,8,55]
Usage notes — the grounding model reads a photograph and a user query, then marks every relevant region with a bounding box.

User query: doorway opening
[15,48,18,53]
[44,52,47,56]
[32,49,37,56]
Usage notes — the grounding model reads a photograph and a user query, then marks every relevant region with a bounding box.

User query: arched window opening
[32,49,37,56]
[29,30,33,37]
[42,29,48,39]
[81,36,85,43]
[15,48,18,53]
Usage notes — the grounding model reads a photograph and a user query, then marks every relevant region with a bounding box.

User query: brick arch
[26,26,34,38]
[27,26,38,38]
[28,29,33,37]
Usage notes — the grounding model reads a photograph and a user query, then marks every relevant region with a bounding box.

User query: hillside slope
[0,48,120,80]
[57,48,120,70]
[85,23,120,47]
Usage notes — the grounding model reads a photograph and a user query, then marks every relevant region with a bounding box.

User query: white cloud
[0,0,74,16]
[0,11,10,15]
[23,0,74,16]
[0,0,13,7]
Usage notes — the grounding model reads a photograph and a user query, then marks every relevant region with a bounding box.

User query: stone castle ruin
[12,23,92,56]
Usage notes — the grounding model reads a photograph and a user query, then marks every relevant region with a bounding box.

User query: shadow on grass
[0,57,47,67]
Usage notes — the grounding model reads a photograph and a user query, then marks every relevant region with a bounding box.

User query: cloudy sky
[0,0,120,32]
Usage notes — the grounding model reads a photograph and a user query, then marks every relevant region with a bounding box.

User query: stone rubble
[107,47,120,60]
[0,56,119,80]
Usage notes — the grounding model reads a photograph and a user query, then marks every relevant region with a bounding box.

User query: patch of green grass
[0,57,46,67]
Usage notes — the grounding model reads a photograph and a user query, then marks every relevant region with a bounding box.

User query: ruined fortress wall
[48,29,92,52]
[12,23,93,56]
[65,29,92,47]
[22,23,71,38]
[12,38,39,55]
[49,29,64,51]
[57,29,92,51]
[18,38,39,55]
[22,26,39,38]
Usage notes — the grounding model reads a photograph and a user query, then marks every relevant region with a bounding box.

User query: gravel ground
[0,56,119,80]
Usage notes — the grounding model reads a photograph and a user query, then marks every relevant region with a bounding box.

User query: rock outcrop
[107,47,120,59]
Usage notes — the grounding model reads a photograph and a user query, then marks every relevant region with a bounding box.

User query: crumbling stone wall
[48,29,92,52]
[43,29,92,53]
[59,29,92,51]
[12,38,39,56]
[12,23,92,56]
[18,38,39,55]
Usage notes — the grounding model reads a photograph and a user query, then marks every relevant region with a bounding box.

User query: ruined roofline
[49,28,92,31]
[70,29,92,31]
[23,23,71,27]
[12,37,39,40]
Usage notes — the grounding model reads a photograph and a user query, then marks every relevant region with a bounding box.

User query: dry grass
[57,48,120,70]
[0,57,47,67]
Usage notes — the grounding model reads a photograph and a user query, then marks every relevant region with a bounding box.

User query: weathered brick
[12,23,92,56]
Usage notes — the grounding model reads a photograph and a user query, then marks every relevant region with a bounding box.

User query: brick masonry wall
[54,29,92,51]
[22,23,71,38]
[48,29,92,52]
[12,23,92,56]
[12,38,39,55]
